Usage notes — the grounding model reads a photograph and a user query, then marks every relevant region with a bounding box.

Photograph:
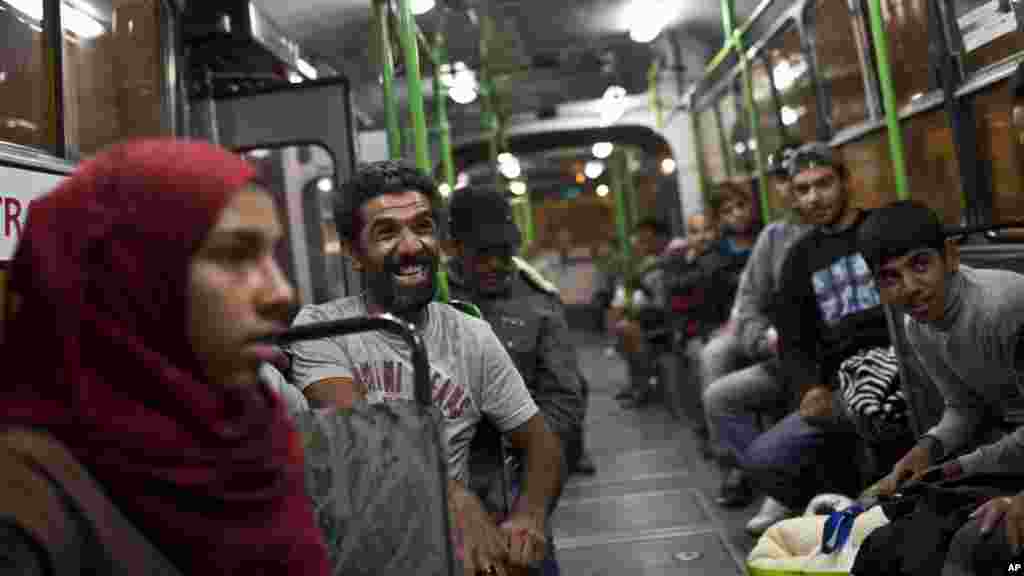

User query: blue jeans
[740,411,862,510]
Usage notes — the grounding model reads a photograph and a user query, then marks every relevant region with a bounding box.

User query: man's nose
[396,227,425,255]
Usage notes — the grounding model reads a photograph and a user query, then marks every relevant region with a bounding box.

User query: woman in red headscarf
[0,139,330,575]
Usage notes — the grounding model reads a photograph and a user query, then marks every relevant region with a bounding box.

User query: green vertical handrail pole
[623,149,639,228]
[610,150,634,311]
[434,33,455,189]
[397,0,430,171]
[690,109,710,214]
[522,187,534,248]
[373,0,401,159]
[722,0,770,222]
[866,0,910,200]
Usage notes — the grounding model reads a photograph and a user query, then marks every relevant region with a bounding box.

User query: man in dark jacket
[445,186,590,573]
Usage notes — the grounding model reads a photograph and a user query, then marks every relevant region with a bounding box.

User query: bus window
[763,24,818,145]
[881,0,935,110]
[721,83,751,177]
[698,105,727,182]
[62,0,168,158]
[0,1,54,151]
[955,1,1024,73]
[974,81,1024,225]
[903,108,964,225]
[812,0,871,130]
[751,56,784,160]
[838,130,899,210]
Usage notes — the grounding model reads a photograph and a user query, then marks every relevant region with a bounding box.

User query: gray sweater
[733,219,811,358]
[906,265,1024,474]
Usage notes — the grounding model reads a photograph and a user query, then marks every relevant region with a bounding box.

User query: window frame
[0,0,184,170]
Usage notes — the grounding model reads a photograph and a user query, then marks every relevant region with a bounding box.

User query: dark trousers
[741,411,863,510]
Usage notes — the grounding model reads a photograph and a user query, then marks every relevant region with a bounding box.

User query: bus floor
[553,330,758,575]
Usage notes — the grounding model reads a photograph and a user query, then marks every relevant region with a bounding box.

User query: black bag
[852,474,1022,576]
[268,315,457,576]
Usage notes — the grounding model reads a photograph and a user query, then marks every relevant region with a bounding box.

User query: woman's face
[188,184,294,388]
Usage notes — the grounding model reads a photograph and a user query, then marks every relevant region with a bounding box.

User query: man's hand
[877,442,933,496]
[449,483,509,576]
[971,491,1024,554]
[799,386,834,420]
[500,508,547,568]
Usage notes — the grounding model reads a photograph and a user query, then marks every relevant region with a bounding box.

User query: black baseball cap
[787,142,839,179]
[448,186,522,249]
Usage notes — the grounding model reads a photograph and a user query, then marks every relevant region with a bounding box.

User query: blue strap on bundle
[821,503,865,554]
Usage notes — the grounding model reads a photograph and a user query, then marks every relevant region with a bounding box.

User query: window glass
[954,1,1024,73]
[751,55,785,161]
[0,1,55,151]
[881,0,935,110]
[721,84,752,176]
[62,0,168,159]
[903,109,964,225]
[837,130,899,210]
[974,81,1024,224]
[763,24,818,145]
[813,0,871,130]
[698,105,727,182]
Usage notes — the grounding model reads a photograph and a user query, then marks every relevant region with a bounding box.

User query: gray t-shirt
[288,294,539,484]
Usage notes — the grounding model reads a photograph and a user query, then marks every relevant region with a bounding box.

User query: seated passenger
[608,218,670,408]
[734,143,907,535]
[445,186,587,573]
[288,160,563,576]
[702,150,811,511]
[0,139,330,574]
[669,182,756,456]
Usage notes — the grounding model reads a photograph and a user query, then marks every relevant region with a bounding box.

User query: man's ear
[341,241,363,271]
[944,238,960,273]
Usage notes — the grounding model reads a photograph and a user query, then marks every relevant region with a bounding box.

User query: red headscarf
[0,139,330,575]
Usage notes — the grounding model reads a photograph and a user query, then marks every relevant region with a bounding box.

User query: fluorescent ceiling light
[592,141,614,159]
[438,182,452,198]
[288,72,304,84]
[498,152,515,165]
[441,62,478,104]
[596,184,610,197]
[660,158,676,175]
[410,0,434,15]
[509,181,526,196]
[499,159,521,180]
[317,177,333,192]
[297,58,318,80]
[584,160,605,180]
[5,0,105,39]
[627,0,663,43]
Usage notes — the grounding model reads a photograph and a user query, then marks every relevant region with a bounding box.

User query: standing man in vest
[445,186,591,477]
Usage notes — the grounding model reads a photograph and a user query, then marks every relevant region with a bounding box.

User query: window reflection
[0,0,53,150]
[62,0,168,158]
[903,109,964,225]
[751,55,785,159]
[956,1,1024,72]
[763,25,817,145]
[975,82,1024,224]
[699,105,727,182]
[838,130,899,210]
[881,0,935,110]
[813,0,870,129]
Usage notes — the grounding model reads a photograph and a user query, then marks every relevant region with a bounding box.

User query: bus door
[189,78,360,306]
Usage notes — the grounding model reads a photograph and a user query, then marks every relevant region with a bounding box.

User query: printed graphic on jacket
[352,360,471,420]
[812,253,881,326]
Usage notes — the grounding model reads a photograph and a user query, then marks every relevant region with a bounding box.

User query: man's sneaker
[745,497,795,536]
[573,451,596,476]
[716,468,753,508]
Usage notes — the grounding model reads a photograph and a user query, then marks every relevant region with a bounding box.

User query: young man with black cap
[729,142,905,535]
[856,200,1024,575]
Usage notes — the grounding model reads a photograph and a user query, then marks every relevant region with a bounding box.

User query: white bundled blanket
[747,506,890,576]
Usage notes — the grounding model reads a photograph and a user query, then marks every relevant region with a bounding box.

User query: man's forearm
[520,425,563,519]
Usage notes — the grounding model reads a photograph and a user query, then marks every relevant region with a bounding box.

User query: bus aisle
[551,330,756,575]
